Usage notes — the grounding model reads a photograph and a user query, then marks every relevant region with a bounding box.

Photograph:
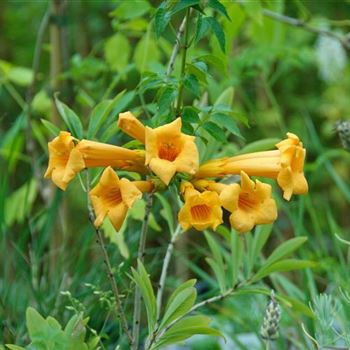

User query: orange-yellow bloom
[219,172,277,233]
[89,166,146,231]
[44,131,85,190]
[44,132,147,190]
[145,118,199,185]
[118,111,146,143]
[195,133,308,200]
[178,182,222,231]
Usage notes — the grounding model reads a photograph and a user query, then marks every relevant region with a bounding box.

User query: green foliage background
[1,0,350,349]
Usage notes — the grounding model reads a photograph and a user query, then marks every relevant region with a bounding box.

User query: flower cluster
[45,112,308,233]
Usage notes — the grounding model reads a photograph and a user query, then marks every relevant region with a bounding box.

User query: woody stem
[156,225,182,320]
[175,7,191,117]
[132,192,154,350]
[85,172,133,345]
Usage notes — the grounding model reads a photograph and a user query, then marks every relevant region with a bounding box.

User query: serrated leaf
[182,106,200,124]
[131,260,157,334]
[207,17,225,52]
[211,113,242,138]
[265,237,308,267]
[55,97,83,139]
[251,259,316,282]
[159,286,197,330]
[202,121,226,142]
[183,74,200,97]
[208,0,230,19]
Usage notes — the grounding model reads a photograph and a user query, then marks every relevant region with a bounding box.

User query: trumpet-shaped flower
[44,131,85,190]
[89,167,143,231]
[195,133,308,200]
[118,111,146,143]
[178,182,223,231]
[145,118,199,185]
[44,132,147,190]
[220,172,277,233]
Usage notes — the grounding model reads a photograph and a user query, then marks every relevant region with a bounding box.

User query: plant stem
[175,8,191,117]
[166,16,187,77]
[261,8,350,49]
[86,173,133,345]
[156,225,182,320]
[132,192,154,350]
[265,340,270,350]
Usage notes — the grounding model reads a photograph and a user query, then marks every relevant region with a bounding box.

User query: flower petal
[149,158,177,185]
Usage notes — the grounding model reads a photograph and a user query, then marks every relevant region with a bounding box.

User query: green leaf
[208,0,230,19]
[158,86,177,115]
[170,0,200,15]
[134,31,160,73]
[55,97,83,139]
[5,345,26,350]
[165,279,197,310]
[154,7,171,37]
[202,121,226,142]
[131,260,157,334]
[182,106,200,124]
[211,113,242,138]
[41,119,60,137]
[248,224,273,271]
[187,62,208,83]
[87,90,127,138]
[195,16,211,44]
[155,193,175,233]
[207,17,225,52]
[159,286,197,330]
[26,307,47,338]
[7,66,33,86]
[111,0,151,20]
[183,74,200,97]
[214,86,234,106]
[238,138,280,154]
[231,230,243,286]
[251,259,316,282]
[265,237,308,267]
[151,315,223,350]
[104,33,130,72]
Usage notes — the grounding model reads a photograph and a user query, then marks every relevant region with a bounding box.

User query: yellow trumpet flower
[44,131,148,190]
[89,167,152,231]
[178,182,223,231]
[117,111,146,143]
[145,118,199,185]
[195,133,308,200]
[219,172,278,233]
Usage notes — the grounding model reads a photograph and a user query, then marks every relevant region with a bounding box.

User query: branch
[86,173,133,345]
[132,192,154,350]
[166,15,187,77]
[262,8,350,49]
[156,225,182,320]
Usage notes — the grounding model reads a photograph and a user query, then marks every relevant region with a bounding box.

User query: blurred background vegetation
[1,0,350,349]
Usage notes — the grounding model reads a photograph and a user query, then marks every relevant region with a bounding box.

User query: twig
[175,8,191,117]
[132,192,154,350]
[156,225,182,320]
[262,8,350,49]
[166,15,187,77]
[86,172,133,345]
